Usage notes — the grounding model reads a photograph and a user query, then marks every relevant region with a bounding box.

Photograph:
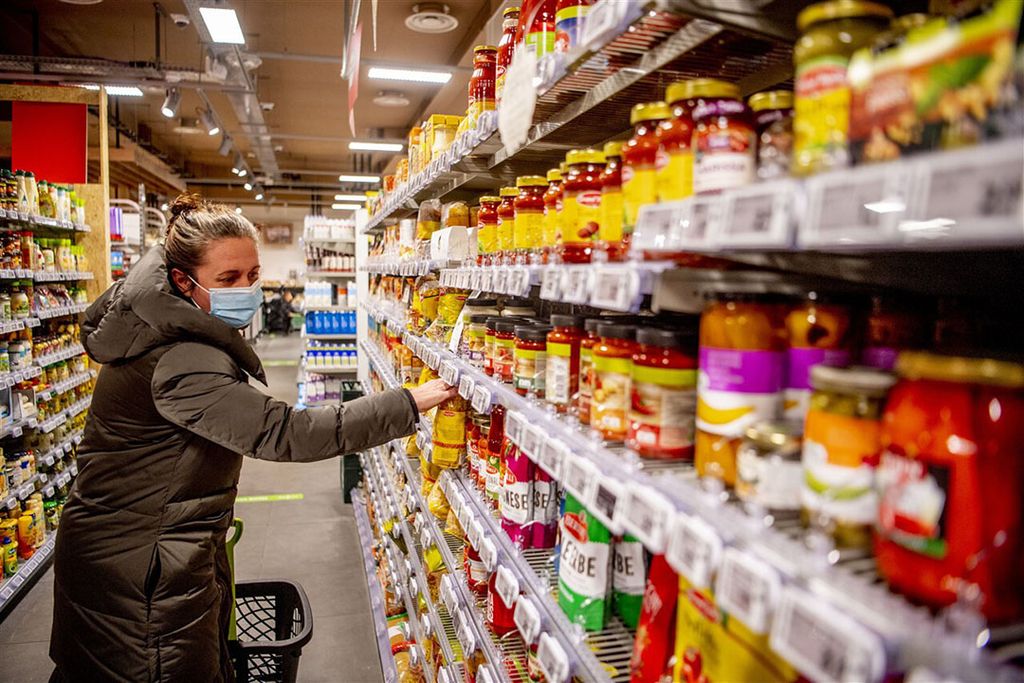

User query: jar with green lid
[736,419,804,511]
[801,364,895,548]
[793,0,894,176]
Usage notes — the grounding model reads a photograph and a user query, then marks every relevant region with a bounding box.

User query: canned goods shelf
[0,536,56,620]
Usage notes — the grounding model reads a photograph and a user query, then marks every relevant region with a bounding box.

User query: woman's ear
[169,268,194,297]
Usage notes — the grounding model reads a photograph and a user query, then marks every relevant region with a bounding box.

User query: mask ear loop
[185,274,209,311]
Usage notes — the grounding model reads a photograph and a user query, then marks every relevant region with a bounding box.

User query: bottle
[559,148,605,264]
[623,102,671,233]
[657,80,698,202]
[598,141,625,261]
[496,187,518,264]
[495,7,521,105]
[541,169,563,263]
[468,45,498,127]
[592,323,638,441]
[513,176,547,264]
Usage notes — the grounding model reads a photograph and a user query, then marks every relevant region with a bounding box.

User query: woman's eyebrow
[216,269,241,278]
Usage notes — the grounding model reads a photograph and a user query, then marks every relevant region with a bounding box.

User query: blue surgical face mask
[188,276,263,329]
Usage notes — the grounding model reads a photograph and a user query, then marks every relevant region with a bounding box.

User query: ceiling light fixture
[243,182,253,191]
[198,108,220,136]
[348,141,403,152]
[160,88,181,118]
[338,174,381,184]
[217,135,233,156]
[331,203,362,211]
[254,191,264,201]
[367,66,451,84]
[405,3,459,33]
[373,90,411,107]
[237,167,248,178]
[334,193,368,202]
[199,6,246,45]
[235,206,243,214]
[231,153,245,175]
[74,84,144,97]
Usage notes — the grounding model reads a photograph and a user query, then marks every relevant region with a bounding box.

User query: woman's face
[171,237,261,313]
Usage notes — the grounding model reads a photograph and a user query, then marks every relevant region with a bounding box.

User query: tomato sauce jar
[876,352,1024,623]
[486,404,507,509]
[493,318,520,384]
[542,169,563,262]
[514,175,547,264]
[468,45,497,126]
[599,140,625,262]
[629,327,699,459]
[559,148,604,264]
[656,81,696,202]
[576,317,604,425]
[554,0,592,53]
[692,80,756,194]
[496,187,518,264]
[520,0,557,59]
[623,102,670,231]
[514,324,552,397]
[591,323,638,442]
[477,195,500,265]
[495,7,520,104]
[545,314,584,413]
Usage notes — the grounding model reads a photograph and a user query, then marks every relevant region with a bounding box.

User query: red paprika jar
[599,140,626,262]
[496,187,518,264]
[692,80,755,194]
[477,195,500,265]
[656,80,697,202]
[493,318,520,384]
[559,148,604,264]
[496,7,520,105]
[592,323,638,442]
[514,175,547,264]
[629,327,699,459]
[514,324,552,397]
[487,569,518,636]
[623,102,670,233]
[468,45,497,126]
[545,314,584,413]
[576,317,603,424]
[542,169,562,263]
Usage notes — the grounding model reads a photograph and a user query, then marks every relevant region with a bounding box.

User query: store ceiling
[0,0,502,208]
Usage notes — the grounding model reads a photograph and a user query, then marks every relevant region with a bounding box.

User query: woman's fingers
[410,379,458,412]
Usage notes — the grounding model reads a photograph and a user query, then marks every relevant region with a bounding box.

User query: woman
[48,194,455,682]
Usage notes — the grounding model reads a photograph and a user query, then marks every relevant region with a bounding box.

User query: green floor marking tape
[236,493,305,503]
[262,359,300,367]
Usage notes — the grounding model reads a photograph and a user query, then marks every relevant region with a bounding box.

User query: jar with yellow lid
[513,175,548,264]
[542,169,563,262]
[793,1,894,176]
[623,102,670,231]
[691,80,755,194]
[598,141,625,261]
[560,148,605,264]
[477,196,500,265]
[748,90,794,180]
[656,80,698,202]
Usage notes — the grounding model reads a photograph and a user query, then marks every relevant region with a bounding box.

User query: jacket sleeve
[151,343,417,462]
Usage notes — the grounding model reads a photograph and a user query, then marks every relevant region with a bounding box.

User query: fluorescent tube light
[199,7,245,45]
[331,203,362,211]
[76,84,145,97]
[334,193,368,202]
[348,141,403,152]
[367,66,451,84]
[338,174,381,184]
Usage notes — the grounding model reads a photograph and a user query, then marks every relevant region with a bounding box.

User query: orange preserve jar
[576,317,603,425]
[477,195,500,265]
[559,148,605,264]
[513,175,547,264]
[656,80,697,202]
[599,141,625,261]
[496,187,518,264]
[692,80,756,194]
[592,323,638,441]
[629,327,699,460]
[545,314,583,413]
[495,7,520,104]
[542,169,563,262]
[469,45,497,125]
[514,324,552,397]
[493,318,520,384]
[623,102,671,231]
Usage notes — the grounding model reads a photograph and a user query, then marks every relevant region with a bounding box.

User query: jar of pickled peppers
[477,195,500,265]
[559,148,604,264]
[599,141,625,262]
[514,175,547,264]
[496,187,518,263]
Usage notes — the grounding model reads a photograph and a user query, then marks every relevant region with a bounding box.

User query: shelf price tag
[633,201,685,253]
[562,456,597,503]
[508,267,530,296]
[479,535,498,573]
[519,425,543,461]
[470,269,483,291]
[621,485,674,554]
[590,475,624,532]
[493,268,509,294]
[537,632,571,683]
[468,519,484,550]
[514,595,542,644]
[480,269,494,292]
[440,360,460,387]
[581,0,629,48]
[455,609,477,654]
[476,664,496,683]
[715,548,781,635]
[560,268,591,304]
[506,411,524,447]
[494,564,520,608]
[539,439,568,478]
[458,374,475,399]
[666,513,722,590]
[427,350,440,370]
[591,266,641,312]
[716,180,797,249]
[801,163,909,248]
[539,268,562,300]
[471,385,493,414]
[770,586,886,683]
[439,575,457,612]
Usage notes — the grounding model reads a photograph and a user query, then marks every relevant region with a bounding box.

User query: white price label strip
[770,586,886,683]
[508,267,528,296]
[480,269,494,292]
[455,609,477,654]
[494,564,519,609]
[561,268,591,304]
[590,266,640,312]
[458,374,476,400]
[621,485,674,554]
[715,548,781,635]
[666,514,722,589]
[537,632,571,683]
[717,180,797,248]
[494,269,509,294]
[506,411,524,447]
[513,595,542,644]
[471,385,493,414]
[539,268,562,300]
[590,476,624,531]
[440,360,460,387]
[479,536,498,573]
[562,456,597,503]
[801,164,909,247]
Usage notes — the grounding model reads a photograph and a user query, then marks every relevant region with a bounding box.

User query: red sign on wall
[12,101,88,183]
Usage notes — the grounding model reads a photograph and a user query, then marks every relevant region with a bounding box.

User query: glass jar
[496,7,521,104]
[486,404,507,508]
[876,352,1024,623]
[502,298,535,318]
[784,293,855,421]
[10,286,29,320]
[464,543,489,596]
[496,187,518,264]
[493,318,520,384]
[623,102,670,231]
[559,148,605,264]
[576,317,603,425]
[802,364,895,548]
[736,419,804,511]
[657,80,697,202]
[554,0,592,52]
[484,315,503,376]
[542,169,563,263]
[598,141,625,262]
[749,90,794,180]
[465,314,491,368]
[591,323,638,441]
[696,294,786,486]
[521,0,557,60]
[468,45,498,126]
[862,295,927,371]
[793,1,894,175]
[545,314,584,413]
[628,327,698,459]
[514,175,547,264]
[692,80,756,194]
[514,324,552,397]
[477,195,500,265]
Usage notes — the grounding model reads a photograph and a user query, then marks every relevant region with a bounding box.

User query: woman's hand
[409,379,458,412]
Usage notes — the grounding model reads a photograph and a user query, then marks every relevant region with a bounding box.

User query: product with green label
[558,493,612,631]
[612,533,646,629]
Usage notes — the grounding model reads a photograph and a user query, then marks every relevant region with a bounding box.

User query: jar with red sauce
[623,102,670,232]
[559,148,604,264]
[487,568,517,636]
[496,187,518,264]
[468,45,497,127]
[692,80,755,194]
[495,7,520,105]
[599,140,625,262]
[629,327,699,459]
[545,314,583,413]
[464,544,488,597]
[576,317,603,425]
[876,352,1024,624]
[514,175,547,264]
[514,324,552,397]
[477,195,500,265]
[493,318,520,384]
[656,80,697,202]
[486,404,507,509]
[592,323,638,442]
[542,169,562,263]
[519,0,557,60]
[554,0,593,53]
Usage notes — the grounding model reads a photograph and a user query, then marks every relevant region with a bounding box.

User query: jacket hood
[82,245,266,383]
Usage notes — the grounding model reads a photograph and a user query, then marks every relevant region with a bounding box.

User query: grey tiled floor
[0,334,383,682]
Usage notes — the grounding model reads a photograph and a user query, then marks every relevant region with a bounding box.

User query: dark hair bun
[169,192,205,220]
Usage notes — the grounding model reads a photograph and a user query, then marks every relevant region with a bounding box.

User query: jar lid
[665,79,699,105]
[559,161,568,174]
[584,317,605,333]
[499,186,518,197]
[597,322,637,340]
[479,195,500,203]
[494,319,521,333]
[474,45,497,53]
[466,297,497,307]
[550,313,584,328]
[515,325,552,341]
[896,351,1024,388]
[684,79,740,101]
[503,297,533,310]
[797,1,893,31]
[566,148,606,165]
[810,365,896,396]
[603,141,623,158]
[503,6,520,17]
[748,90,794,111]
[468,313,492,324]
[636,327,696,349]
[546,169,562,182]
[630,101,671,125]
[744,419,804,450]
[485,315,507,328]
[516,175,548,188]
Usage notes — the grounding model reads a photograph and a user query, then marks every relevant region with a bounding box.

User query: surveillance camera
[170,13,190,28]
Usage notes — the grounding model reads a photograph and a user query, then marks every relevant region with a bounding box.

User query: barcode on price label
[622,485,673,554]
[770,586,886,683]
[590,476,624,531]
[666,514,722,589]
[561,268,591,304]
[591,266,640,312]
[495,564,519,608]
[471,386,493,414]
[494,269,509,294]
[537,632,571,683]
[539,268,561,300]
[715,548,780,635]
[458,374,475,399]
[563,457,596,502]
[479,536,498,572]
[633,201,683,253]
[514,595,542,643]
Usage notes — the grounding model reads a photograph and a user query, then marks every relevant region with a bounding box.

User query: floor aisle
[0,334,382,682]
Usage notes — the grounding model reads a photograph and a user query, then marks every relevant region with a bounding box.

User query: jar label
[514,347,547,394]
[497,215,514,251]
[736,448,803,510]
[694,143,755,194]
[785,347,851,391]
[495,337,515,380]
[697,348,783,438]
[656,148,694,202]
[525,28,557,59]
[467,555,489,585]
[546,343,575,406]
[794,56,851,173]
[501,467,534,530]
[622,165,657,226]
[561,195,583,245]
[862,345,899,371]
[599,189,624,243]
[555,5,588,53]
[801,408,881,525]
[543,204,562,248]
[876,449,950,559]
[576,190,601,239]
[468,98,495,123]
[593,355,631,438]
[478,219,498,254]
[629,369,697,455]
[486,455,501,502]
[514,211,543,250]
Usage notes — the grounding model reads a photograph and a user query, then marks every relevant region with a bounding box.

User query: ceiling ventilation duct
[373,90,411,107]
[405,3,459,33]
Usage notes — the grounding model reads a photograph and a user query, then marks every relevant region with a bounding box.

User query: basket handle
[227,517,244,642]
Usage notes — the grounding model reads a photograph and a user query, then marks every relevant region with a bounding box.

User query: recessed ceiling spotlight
[373,90,411,107]
[405,3,458,33]
[235,206,243,214]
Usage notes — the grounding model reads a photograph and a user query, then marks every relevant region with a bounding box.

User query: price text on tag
[495,564,520,609]
[715,548,781,635]
[666,513,722,589]
[537,632,571,683]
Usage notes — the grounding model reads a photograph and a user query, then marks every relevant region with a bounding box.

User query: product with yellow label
[496,187,518,260]
[513,175,547,263]
[599,141,626,261]
[542,169,563,257]
[476,196,500,263]
[431,395,468,468]
[623,102,670,228]
[416,198,443,243]
[591,323,638,442]
[656,81,697,201]
[559,148,605,264]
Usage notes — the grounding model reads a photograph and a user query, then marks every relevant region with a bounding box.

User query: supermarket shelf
[1,446,79,512]
[33,271,95,282]
[302,331,357,340]
[0,535,56,620]
[303,271,356,278]
[303,365,358,376]
[0,317,41,335]
[0,365,43,390]
[34,343,86,369]
[303,238,357,246]
[0,208,92,233]
[35,303,89,320]
[35,370,96,401]
[301,305,355,313]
